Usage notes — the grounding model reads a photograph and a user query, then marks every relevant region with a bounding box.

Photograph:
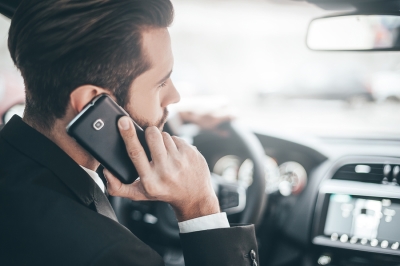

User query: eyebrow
[156,69,173,85]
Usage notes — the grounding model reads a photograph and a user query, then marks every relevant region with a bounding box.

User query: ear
[70,85,109,113]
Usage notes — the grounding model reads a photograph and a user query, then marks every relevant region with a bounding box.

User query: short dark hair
[8,0,174,130]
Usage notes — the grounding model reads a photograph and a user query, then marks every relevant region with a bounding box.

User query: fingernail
[118,117,130,130]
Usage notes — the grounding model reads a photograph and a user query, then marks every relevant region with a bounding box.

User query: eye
[158,81,167,88]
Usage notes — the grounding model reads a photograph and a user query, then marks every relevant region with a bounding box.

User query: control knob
[383,165,391,184]
[391,165,399,186]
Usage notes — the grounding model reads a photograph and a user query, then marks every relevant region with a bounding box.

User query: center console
[312,157,400,266]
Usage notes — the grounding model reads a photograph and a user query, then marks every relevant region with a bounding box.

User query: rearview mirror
[307,14,400,51]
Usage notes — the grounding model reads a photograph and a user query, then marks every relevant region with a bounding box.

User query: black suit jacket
[0,116,259,266]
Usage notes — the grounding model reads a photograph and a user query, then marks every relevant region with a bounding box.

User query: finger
[145,126,167,163]
[171,136,191,151]
[103,168,129,197]
[118,116,151,176]
[104,169,149,201]
[162,132,178,155]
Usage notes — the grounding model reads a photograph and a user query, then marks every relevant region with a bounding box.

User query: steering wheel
[110,121,267,243]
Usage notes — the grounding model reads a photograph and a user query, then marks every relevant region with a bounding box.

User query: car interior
[1,0,400,266]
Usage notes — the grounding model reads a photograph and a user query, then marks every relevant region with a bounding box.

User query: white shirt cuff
[178,212,230,234]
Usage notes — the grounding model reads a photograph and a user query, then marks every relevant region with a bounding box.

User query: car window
[0,15,12,69]
[169,0,400,138]
[1,0,400,137]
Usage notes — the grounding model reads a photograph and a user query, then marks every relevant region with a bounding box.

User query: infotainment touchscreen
[324,194,400,245]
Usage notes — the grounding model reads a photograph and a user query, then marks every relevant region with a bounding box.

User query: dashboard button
[350,236,358,244]
[331,233,338,241]
[382,199,391,207]
[391,242,399,250]
[393,166,400,186]
[383,165,391,184]
[340,234,348,243]
[371,239,379,247]
[318,255,331,266]
[381,240,389,248]
[361,238,368,245]
[143,213,158,224]
[384,165,391,177]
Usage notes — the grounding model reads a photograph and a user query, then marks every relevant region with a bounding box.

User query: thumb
[103,169,149,201]
[117,116,150,177]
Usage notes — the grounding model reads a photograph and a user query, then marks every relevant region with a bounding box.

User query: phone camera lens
[93,119,104,130]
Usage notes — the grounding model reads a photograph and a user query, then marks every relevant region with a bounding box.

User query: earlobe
[70,85,109,113]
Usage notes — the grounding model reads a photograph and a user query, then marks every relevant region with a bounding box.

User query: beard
[129,108,169,131]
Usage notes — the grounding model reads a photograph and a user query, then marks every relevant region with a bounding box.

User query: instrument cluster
[213,154,308,196]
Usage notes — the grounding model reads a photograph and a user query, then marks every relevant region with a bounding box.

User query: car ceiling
[0,0,399,18]
[1,0,400,20]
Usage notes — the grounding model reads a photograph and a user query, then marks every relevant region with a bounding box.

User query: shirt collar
[80,165,105,193]
[1,115,97,206]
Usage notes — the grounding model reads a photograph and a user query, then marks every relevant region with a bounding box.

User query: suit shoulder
[0,134,52,187]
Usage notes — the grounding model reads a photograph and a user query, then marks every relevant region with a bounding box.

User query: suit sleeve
[180,224,259,266]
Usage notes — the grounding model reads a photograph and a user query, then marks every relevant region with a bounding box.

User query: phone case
[66,94,151,184]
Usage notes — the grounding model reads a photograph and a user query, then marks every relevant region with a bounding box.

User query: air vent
[332,164,386,184]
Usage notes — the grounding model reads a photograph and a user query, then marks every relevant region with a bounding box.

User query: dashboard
[194,128,400,266]
[312,157,400,266]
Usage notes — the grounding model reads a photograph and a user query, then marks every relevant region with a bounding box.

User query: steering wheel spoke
[211,173,247,214]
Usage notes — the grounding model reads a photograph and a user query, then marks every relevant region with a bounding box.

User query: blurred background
[1,0,400,138]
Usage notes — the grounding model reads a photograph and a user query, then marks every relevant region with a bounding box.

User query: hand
[179,111,234,130]
[104,116,220,222]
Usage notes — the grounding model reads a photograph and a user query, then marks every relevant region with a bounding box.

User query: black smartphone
[66,94,151,184]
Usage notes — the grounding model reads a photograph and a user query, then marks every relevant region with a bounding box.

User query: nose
[162,80,180,107]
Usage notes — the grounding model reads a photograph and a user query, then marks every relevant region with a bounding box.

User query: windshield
[1,0,400,138]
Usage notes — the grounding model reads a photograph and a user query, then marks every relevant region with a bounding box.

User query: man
[0,0,259,265]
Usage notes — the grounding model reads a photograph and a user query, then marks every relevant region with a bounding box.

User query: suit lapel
[93,187,118,221]
[1,115,117,222]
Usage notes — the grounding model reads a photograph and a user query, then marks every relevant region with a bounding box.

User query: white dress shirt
[80,166,105,193]
[80,166,230,233]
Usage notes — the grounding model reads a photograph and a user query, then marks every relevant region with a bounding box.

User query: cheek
[127,90,162,122]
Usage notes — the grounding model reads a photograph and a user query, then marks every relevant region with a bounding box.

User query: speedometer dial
[213,155,241,184]
[238,155,281,190]
[278,161,307,195]
[213,155,257,187]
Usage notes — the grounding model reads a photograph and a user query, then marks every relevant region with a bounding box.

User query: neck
[23,117,100,171]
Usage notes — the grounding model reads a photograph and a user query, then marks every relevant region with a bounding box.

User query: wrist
[173,194,220,222]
